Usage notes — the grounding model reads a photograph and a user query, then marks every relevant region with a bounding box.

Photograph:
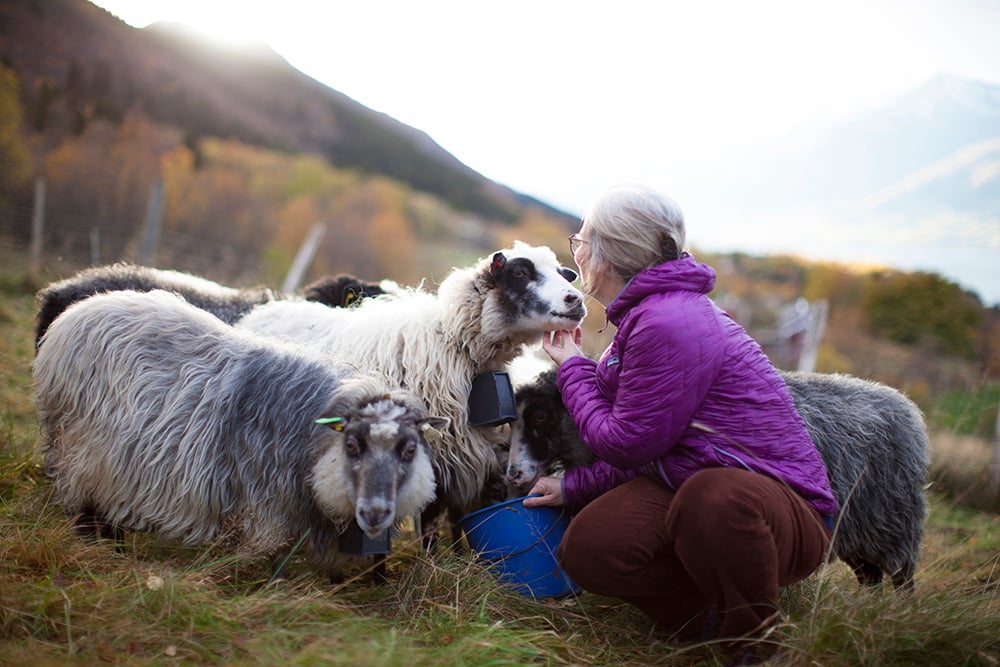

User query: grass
[930,384,1000,439]
[2,266,999,666]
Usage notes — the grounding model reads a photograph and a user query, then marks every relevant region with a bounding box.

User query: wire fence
[5,178,834,371]
[4,192,272,288]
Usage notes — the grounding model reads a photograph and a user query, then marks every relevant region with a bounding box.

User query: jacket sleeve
[558,297,726,471]
[561,459,638,507]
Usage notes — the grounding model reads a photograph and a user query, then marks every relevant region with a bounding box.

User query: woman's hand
[542,327,584,366]
[522,476,565,507]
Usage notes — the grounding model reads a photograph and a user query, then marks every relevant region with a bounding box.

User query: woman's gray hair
[583,184,686,282]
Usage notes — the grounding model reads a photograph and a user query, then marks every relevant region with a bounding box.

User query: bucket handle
[470,507,568,564]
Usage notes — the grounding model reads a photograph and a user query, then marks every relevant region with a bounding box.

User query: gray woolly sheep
[236,241,586,546]
[34,263,274,348]
[34,263,394,349]
[33,289,447,581]
[506,368,930,591]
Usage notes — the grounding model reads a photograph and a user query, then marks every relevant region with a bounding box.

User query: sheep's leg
[371,554,388,584]
[73,506,123,548]
[419,500,446,553]
[448,505,468,554]
[847,558,884,587]
[268,551,291,585]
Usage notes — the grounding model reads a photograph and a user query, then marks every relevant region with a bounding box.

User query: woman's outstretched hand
[522,476,565,507]
[542,327,584,366]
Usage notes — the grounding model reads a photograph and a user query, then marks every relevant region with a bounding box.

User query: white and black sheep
[33,289,447,581]
[506,368,930,591]
[236,241,586,544]
[34,262,392,348]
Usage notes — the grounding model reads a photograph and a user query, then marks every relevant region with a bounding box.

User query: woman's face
[573,222,599,297]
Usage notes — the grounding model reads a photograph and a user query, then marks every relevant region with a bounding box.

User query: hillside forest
[0,56,998,450]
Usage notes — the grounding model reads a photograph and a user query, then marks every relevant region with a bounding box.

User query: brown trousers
[557,468,831,642]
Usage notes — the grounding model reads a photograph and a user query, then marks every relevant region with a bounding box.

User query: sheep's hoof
[891,566,916,594]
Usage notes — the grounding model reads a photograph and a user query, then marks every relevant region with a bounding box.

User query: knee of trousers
[556,518,605,588]
[664,469,770,543]
[556,516,650,592]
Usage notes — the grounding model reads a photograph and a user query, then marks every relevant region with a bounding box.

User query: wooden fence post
[281,223,326,293]
[139,181,164,265]
[990,398,1000,493]
[29,176,45,277]
[90,227,101,266]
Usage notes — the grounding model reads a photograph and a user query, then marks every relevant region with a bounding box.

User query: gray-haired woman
[525,184,836,664]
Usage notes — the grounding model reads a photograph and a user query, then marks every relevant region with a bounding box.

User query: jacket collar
[605,255,716,325]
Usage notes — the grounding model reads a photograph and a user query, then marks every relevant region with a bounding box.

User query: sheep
[34,262,393,348]
[781,371,930,591]
[33,288,447,581]
[505,368,930,591]
[303,273,399,308]
[236,241,586,546]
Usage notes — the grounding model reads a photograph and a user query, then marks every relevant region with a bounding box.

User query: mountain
[0,0,576,225]
[701,73,1000,306]
[780,74,1000,214]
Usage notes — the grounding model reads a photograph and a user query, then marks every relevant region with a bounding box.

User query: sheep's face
[506,370,594,493]
[507,418,548,494]
[311,398,444,537]
[303,274,386,308]
[480,242,586,336]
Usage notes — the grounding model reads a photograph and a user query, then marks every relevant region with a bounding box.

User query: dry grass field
[1,259,998,666]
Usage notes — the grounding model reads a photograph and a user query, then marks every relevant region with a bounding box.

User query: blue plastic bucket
[459,496,581,598]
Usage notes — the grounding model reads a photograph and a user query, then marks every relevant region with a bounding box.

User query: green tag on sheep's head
[315,417,345,431]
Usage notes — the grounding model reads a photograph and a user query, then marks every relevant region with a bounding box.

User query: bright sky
[88,0,1000,303]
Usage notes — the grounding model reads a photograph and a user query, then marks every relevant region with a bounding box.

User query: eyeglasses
[568,233,587,254]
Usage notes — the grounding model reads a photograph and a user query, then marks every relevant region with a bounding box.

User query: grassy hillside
[1,252,999,665]
[0,0,575,225]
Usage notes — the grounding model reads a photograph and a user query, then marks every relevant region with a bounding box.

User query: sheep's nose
[507,468,523,483]
[359,506,391,530]
[564,293,581,306]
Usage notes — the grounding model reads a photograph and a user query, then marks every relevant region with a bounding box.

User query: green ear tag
[315,417,345,431]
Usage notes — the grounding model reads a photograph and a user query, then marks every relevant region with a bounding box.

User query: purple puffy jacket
[558,255,838,518]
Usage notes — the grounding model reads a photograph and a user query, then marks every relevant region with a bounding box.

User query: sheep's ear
[558,267,578,283]
[424,416,451,431]
[489,252,507,278]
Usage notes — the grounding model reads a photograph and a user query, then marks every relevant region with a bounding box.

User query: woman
[523,184,837,662]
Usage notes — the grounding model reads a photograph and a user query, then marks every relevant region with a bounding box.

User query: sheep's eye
[400,441,417,463]
[345,439,361,458]
[512,268,527,280]
[530,411,548,425]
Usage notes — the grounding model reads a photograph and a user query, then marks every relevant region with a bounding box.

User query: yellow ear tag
[315,417,345,432]
[420,422,444,443]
